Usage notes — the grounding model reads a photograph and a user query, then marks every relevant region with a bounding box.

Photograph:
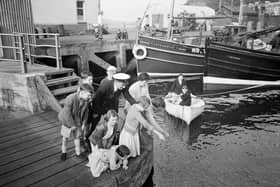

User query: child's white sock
[74,139,81,155]
[62,137,67,153]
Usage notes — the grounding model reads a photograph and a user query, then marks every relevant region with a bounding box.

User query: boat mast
[218,0,223,13]
[238,0,244,25]
[136,1,151,45]
[97,0,103,38]
[167,0,175,40]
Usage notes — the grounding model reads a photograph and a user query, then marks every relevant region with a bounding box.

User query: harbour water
[151,86,280,187]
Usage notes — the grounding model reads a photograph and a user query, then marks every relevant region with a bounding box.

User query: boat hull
[136,35,205,78]
[206,42,280,81]
[164,97,205,125]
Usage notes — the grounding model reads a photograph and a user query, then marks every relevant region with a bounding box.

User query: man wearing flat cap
[94,73,136,115]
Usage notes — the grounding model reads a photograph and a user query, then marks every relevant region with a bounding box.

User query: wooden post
[119,43,127,69]
[199,25,203,46]
[12,33,17,60]
[55,34,62,69]
[18,34,27,73]
[27,34,33,64]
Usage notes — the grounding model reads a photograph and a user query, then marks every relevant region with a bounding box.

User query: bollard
[18,34,27,73]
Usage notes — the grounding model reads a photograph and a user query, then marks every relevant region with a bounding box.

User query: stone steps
[44,68,80,107]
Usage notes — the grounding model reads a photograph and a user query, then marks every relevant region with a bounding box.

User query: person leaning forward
[59,83,93,161]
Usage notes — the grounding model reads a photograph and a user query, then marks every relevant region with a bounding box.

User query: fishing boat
[206,28,280,81]
[164,96,205,125]
[134,35,205,78]
[203,26,280,93]
[133,0,211,78]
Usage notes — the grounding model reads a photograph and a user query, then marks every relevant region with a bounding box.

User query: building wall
[31,0,98,27]
[0,0,35,58]
[84,0,98,28]
[31,0,77,24]
[266,2,280,16]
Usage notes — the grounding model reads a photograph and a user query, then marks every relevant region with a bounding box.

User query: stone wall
[0,72,61,113]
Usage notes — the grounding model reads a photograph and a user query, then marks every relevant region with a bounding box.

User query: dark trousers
[83,115,101,152]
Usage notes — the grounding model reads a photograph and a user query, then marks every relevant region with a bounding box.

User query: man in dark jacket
[169,73,187,94]
[59,83,93,161]
[94,73,136,115]
[89,73,137,147]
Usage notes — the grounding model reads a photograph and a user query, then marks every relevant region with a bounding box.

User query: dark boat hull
[206,42,280,81]
[136,35,205,78]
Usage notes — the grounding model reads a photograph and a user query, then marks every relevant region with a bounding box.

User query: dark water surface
[151,85,280,187]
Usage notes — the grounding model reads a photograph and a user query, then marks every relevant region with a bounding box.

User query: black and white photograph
[1,0,280,186]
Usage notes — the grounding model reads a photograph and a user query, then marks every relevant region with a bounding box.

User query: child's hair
[138,73,150,81]
[79,83,94,94]
[103,109,118,121]
[182,84,188,90]
[116,145,130,158]
[138,96,151,107]
[81,71,93,79]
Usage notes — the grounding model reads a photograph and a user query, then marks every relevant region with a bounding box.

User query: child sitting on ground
[87,145,130,177]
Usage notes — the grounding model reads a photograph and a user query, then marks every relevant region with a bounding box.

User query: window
[77,0,84,22]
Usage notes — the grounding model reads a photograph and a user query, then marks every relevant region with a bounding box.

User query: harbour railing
[0,33,62,73]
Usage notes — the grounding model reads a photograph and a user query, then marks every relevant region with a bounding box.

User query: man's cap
[112,73,130,81]
[107,66,117,72]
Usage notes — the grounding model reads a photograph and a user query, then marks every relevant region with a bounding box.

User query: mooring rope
[150,84,267,98]
[198,84,266,97]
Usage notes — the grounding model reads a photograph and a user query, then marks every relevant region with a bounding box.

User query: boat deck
[0,110,153,187]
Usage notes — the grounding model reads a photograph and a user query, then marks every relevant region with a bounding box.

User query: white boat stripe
[146,56,204,67]
[145,46,204,58]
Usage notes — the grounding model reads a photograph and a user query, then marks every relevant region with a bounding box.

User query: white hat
[107,66,117,72]
[112,73,130,81]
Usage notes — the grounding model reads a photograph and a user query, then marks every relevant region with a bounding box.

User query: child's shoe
[60,153,67,161]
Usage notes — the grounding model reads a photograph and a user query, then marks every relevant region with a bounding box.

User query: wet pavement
[152,89,280,187]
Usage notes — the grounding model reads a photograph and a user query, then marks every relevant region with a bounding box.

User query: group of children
[58,66,169,177]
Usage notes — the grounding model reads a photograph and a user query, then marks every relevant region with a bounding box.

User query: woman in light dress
[125,73,169,138]
[120,96,166,157]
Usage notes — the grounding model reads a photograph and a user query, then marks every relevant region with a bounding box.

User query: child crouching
[87,145,130,177]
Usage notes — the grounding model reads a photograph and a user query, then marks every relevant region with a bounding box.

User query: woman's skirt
[119,129,140,157]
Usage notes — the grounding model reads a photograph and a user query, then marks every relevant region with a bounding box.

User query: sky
[101,0,188,22]
[102,0,150,22]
